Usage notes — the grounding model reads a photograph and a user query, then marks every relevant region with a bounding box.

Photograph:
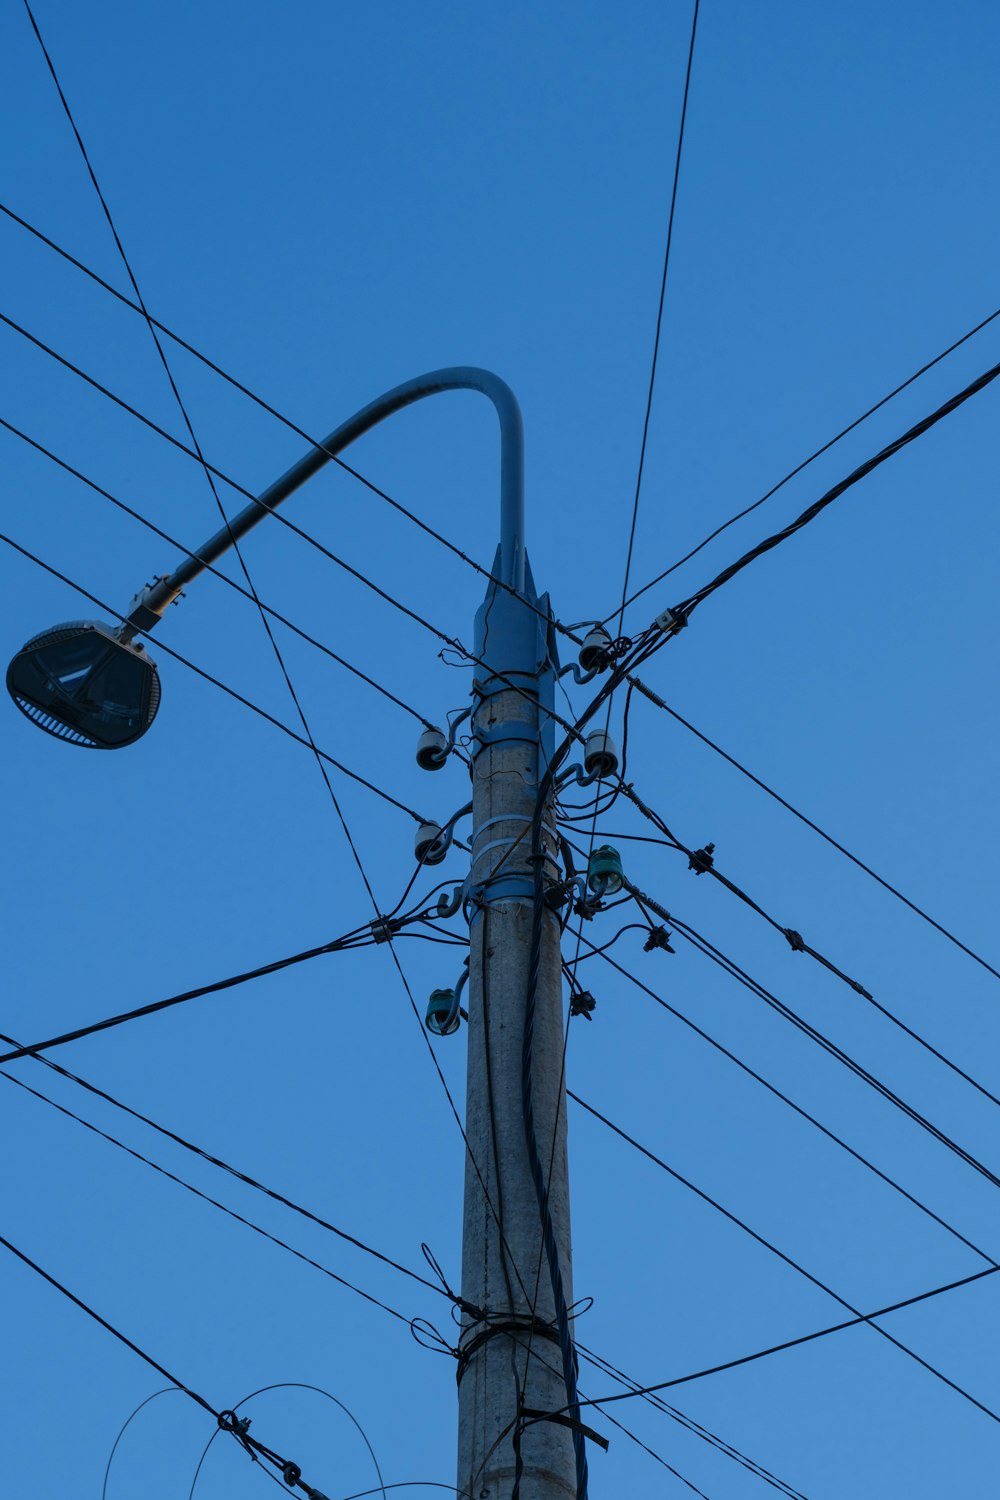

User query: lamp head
[6,620,160,749]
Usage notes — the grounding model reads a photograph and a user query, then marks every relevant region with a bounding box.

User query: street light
[6,618,159,748]
[6,366,582,1500]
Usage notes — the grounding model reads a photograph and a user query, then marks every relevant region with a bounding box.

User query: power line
[614,307,1000,620]
[574,1344,807,1499]
[579,933,995,1269]
[14,1025,800,1496]
[567,1254,999,1413]
[5,1036,446,1303]
[2,1065,417,1329]
[0,528,432,823]
[0,198,582,652]
[658,904,1000,1195]
[613,674,1000,988]
[0,1219,333,1495]
[567,1091,1000,1427]
[21,0,384,921]
[671,353,1000,618]
[615,0,700,630]
[0,414,436,729]
[0,925,380,1066]
[601,815,1000,1114]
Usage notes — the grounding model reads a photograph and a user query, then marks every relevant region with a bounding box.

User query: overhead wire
[657,904,1000,1194]
[562,1253,1000,1414]
[1,1034,447,1304]
[595,812,1000,1113]
[670,353,1000,620]
[614,0,700,632]
[0,924,375,1065]
[0,197,582,652]
[0,413,438,730]
[0,528,431,823]
[566,1092,1000,1427]
[1,1064,417,1329]
[578,934,996,1269]
[0,1222,337,1495]
[610,688,1000,985]
[21,0,388,920]
[614,307,1000,620]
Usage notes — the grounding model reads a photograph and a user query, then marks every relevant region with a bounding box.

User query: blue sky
[2,2,1000,1495]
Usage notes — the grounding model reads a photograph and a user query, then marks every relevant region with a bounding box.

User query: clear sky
[2,2,999,1496]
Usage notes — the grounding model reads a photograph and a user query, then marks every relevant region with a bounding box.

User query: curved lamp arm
[123,366,524,637]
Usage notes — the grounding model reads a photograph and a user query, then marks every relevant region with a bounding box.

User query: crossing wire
[619,683,1000,985]
[12,1026,803,1497]
[0,414,436,728]
[21,0,383,910]
[613,313,1000,620]
[597,811,1000,1114]
[0,198,581,652]
[566,1092,1000,1427]
[0,1223,329,1495]
[576,1250,1000,1412]
[580,934,996,1269]
[0,529,430,823]
[615,0,700,631]
[10,290,999,997]
[2,1064,417,1328]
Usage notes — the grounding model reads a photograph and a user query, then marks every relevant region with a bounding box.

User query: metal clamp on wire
[370,914,404,944]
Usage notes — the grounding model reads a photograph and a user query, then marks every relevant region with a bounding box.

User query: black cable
[672,353,1000,618]
[0,198,582,654]
[574,1344,807,1499]
[567,1092,1000,1426]
[615,0,700,631]
[614,308,1000,619]
[2,1066,416,1328]
[0,926,372,1065]
[0,1219,329,1494]
[21,1,386,920]
[567,1253,999,1413]
[603,809,1000,1114]
[187,1381,387,1500]
[0,528,428,822]
[580,935,995,1269]
[0,414,435,728]
[661,907,1000,1195]
[516,639,656,1498]
[621,685,1000,985]
[16,1018,798,1496]
[4,1033,448,1303]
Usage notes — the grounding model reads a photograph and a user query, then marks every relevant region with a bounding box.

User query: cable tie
[688,842,715,875]
[643,926,675,954]
[784,928,806,953]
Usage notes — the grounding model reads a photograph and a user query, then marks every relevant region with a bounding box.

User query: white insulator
[416,725,448,770]
[579,625,612,673]
[414,820,448,866]
[583,729,619,779]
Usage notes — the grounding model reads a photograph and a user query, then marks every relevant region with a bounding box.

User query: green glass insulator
[587,844,624,895]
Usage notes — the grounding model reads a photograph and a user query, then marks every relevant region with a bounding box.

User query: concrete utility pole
[6,366,584,1499]
[457,552,579,1500]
